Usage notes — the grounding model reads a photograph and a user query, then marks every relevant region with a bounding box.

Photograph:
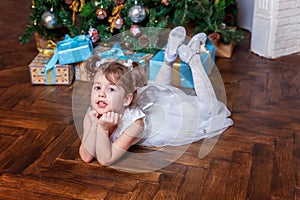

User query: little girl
[79,26,233,166]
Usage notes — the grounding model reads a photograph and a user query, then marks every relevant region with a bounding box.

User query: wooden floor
[1,0,300,199]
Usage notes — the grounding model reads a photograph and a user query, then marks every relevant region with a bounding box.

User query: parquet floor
[1,0,300,199]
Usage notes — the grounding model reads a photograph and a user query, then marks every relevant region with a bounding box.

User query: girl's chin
[95,108,112,115]
[96,110,106,115]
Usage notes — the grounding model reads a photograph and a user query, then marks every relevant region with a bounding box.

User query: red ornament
[96,7,107,20]
[130,25,141,37]
[88,27,100,43]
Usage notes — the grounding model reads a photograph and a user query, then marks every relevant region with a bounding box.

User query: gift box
[45,34,93,72]
[57,34,93,65]
[29,53,74,85]
[149,43,215,88]
[74,43,153,82]
[211,41,234,58]
[34,32,57,55]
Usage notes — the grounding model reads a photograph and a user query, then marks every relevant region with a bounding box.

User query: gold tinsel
[108,4,125,33]
[69,0,86,25]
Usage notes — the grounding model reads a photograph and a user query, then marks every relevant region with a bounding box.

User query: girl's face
[91,72,132,115]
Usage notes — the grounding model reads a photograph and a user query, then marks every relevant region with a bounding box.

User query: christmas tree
[20,0,244,48]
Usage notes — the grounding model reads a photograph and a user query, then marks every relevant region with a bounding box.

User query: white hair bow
[95,58,108,68]
[123,59,133,71]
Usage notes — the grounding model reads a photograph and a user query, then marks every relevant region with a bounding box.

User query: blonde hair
[84,55,148,107]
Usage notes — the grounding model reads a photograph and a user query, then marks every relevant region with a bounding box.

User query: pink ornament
[161,0,170,6]
[65,0,73,5]
[114,17,124,29]
[130,25,141,37]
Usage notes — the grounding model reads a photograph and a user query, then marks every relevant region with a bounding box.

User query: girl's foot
[178,32,207,63]
[187,32,207,53]
[178,44,195,64]
[165,26,186,63]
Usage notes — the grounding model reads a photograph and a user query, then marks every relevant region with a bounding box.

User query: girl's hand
[87,109,100,124]
[98,111,122,133]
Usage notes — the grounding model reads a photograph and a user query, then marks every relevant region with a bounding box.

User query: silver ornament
[128,4,146,23]
[41,10,58,29]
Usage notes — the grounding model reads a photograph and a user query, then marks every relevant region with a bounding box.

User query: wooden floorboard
[1,0,300,199]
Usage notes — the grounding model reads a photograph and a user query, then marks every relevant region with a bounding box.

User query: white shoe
[178,44,196,63]
[165,26,186,63]
[187,32,207,53]
[178,32,207,63]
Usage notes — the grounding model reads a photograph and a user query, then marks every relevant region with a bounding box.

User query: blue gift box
[149,44,215,88]
[45,34,93,73]
[57,34,93,65]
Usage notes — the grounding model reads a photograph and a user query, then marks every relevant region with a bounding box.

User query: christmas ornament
[41,8,58,29]
[114,0,124,5]
[219,23,227,30]
[128,2,147,23]
[114,17,124,29]
[161,0,170,6]
[224,14,234,24]
[65,0,73,5]
[108,4,125,32]
[130,25,141,37]
[96,7,107,20]
[31,0,35,8]
[88,27,100,43]
[138,35,149,47]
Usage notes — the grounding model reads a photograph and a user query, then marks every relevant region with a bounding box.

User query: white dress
[110,81,233,147]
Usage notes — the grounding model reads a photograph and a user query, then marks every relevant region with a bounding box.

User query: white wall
[251,0,300,58]
[236,0,254,31]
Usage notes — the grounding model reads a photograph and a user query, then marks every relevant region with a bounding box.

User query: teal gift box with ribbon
[94,43,153,66]
[57,34,93,65]
[74,43,154,82]
[45,34,93,72]
[149,43,216,88]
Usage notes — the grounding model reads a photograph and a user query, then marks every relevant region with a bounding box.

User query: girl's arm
[79,111,98,162]
[95,113,144,166]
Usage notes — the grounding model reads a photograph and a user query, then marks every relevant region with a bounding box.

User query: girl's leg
[155,60,174,85]
[178,44,216,99]
[155,26,186,85]
[178,43,231,135]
